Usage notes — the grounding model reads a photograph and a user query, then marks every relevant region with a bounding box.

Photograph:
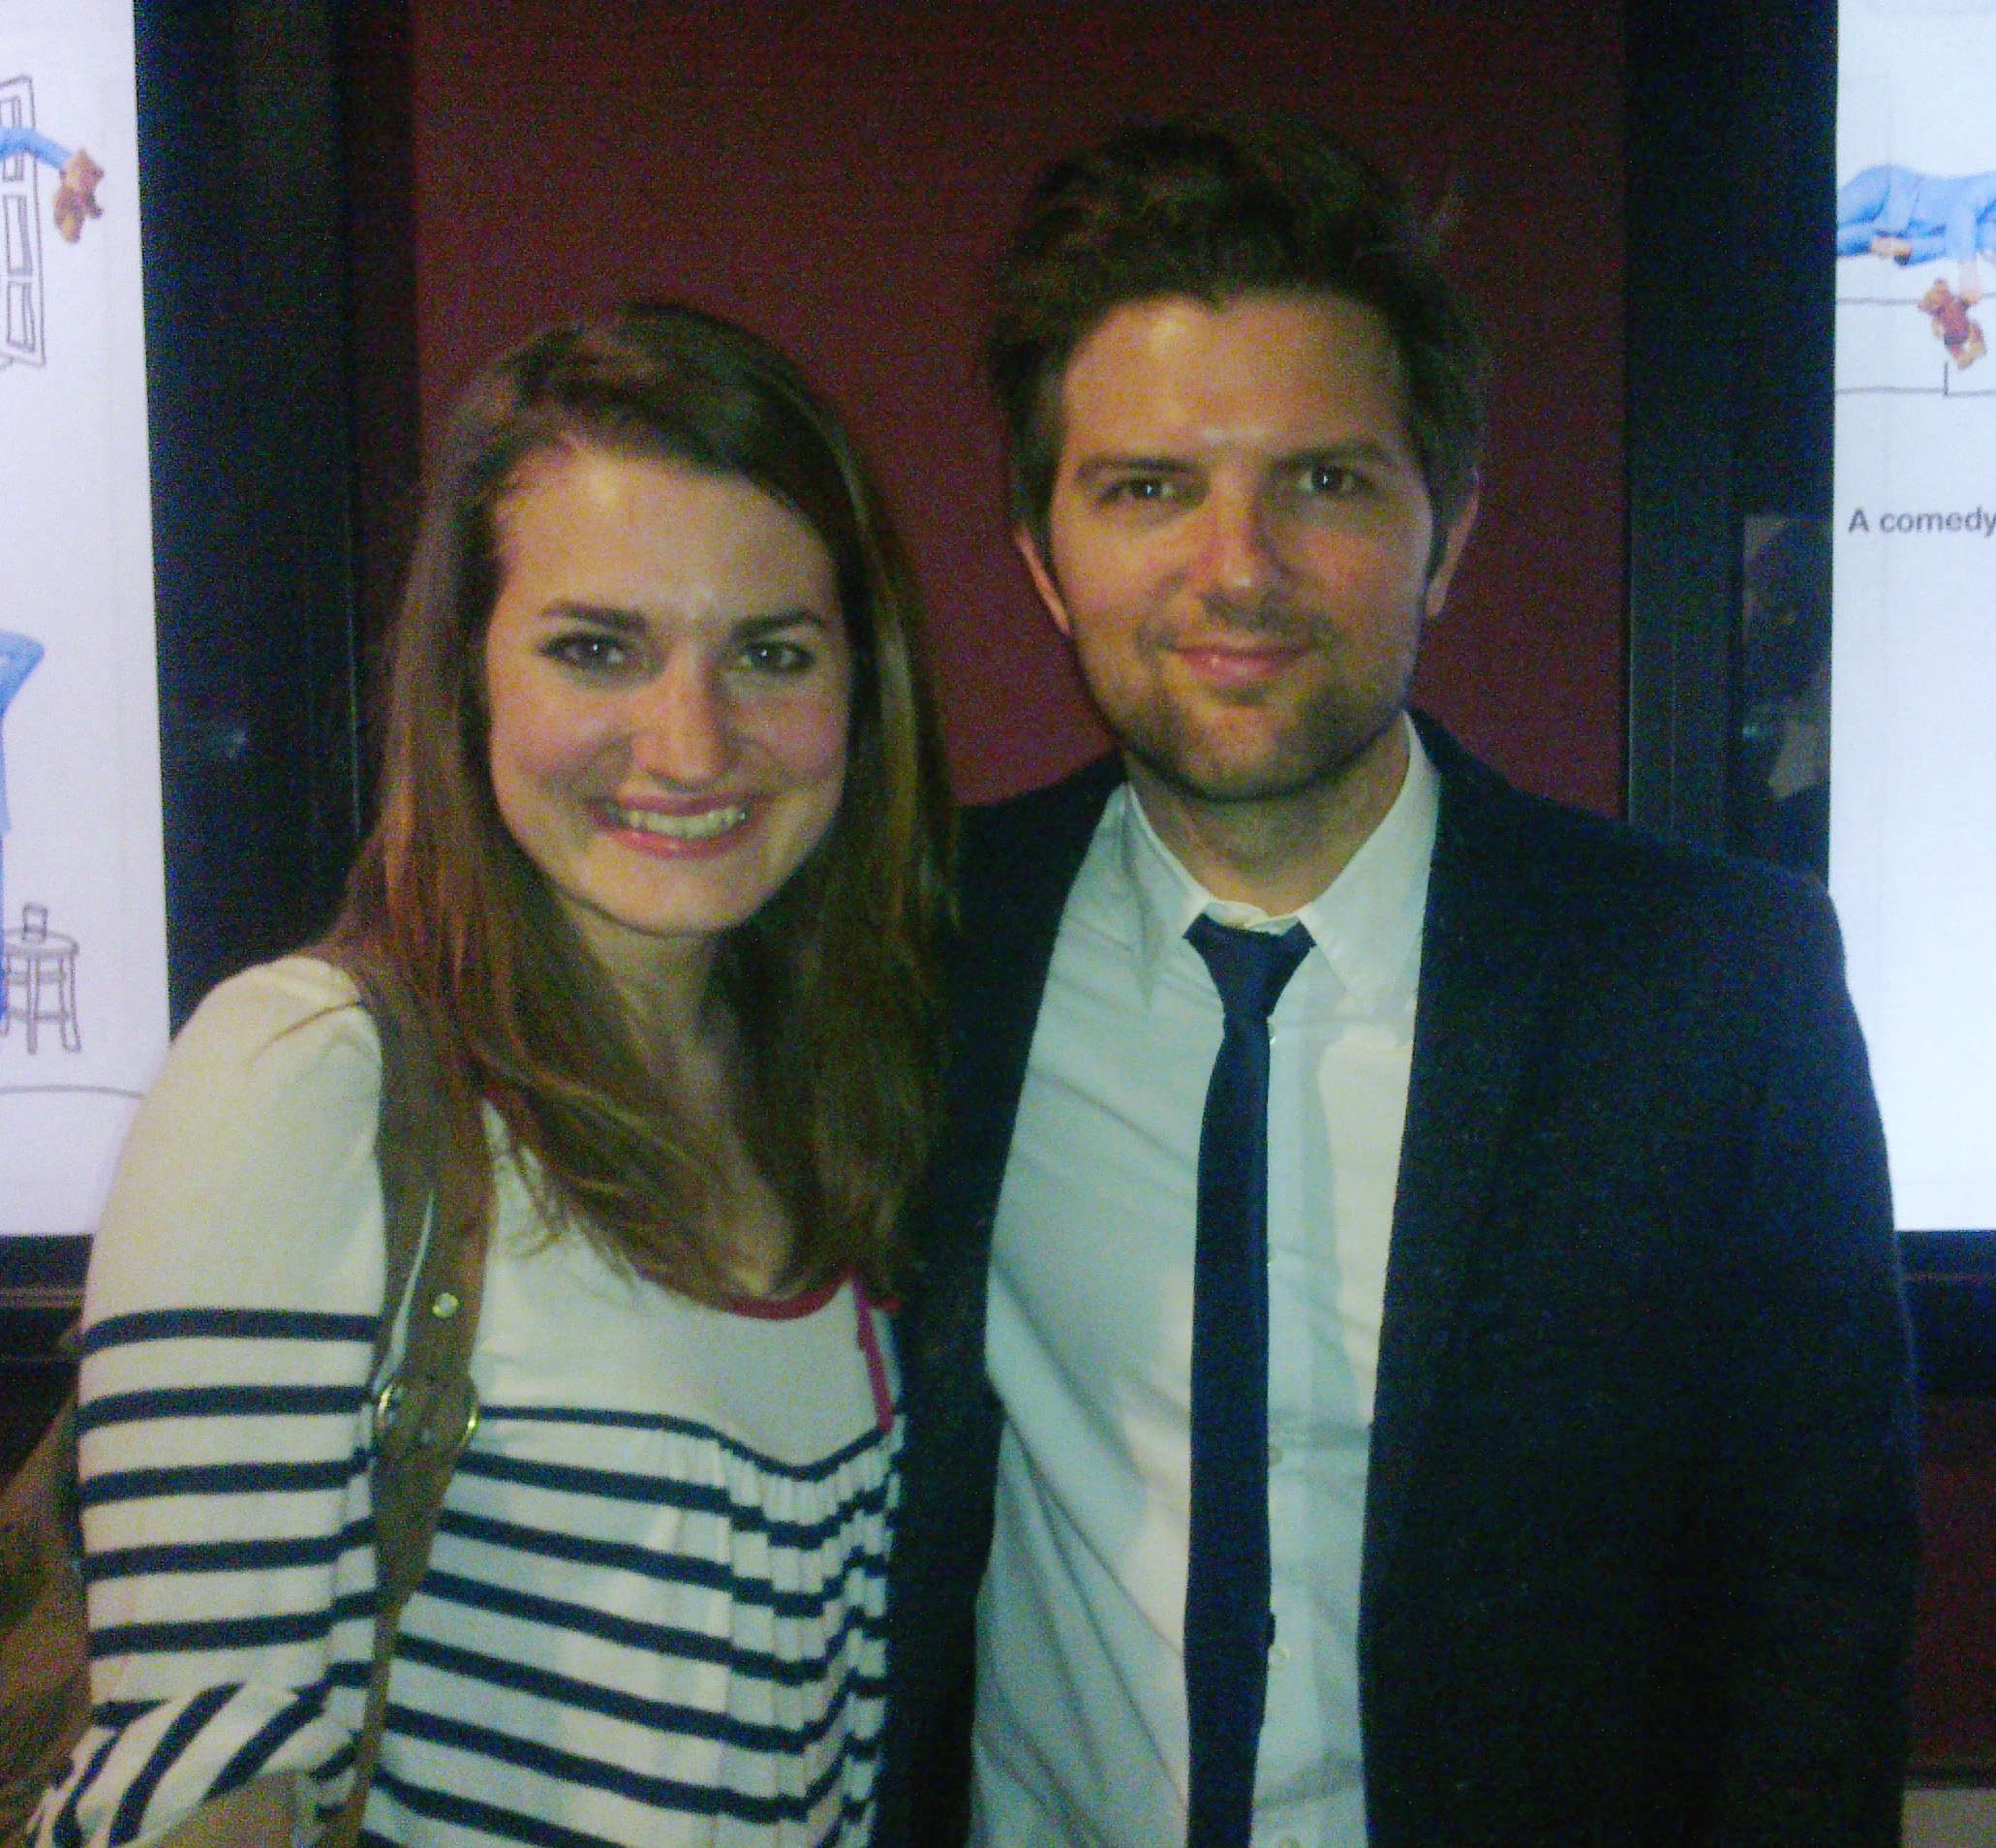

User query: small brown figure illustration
[1918,278,1985,368]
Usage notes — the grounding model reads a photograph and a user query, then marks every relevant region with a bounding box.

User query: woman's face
[482,445,851,989]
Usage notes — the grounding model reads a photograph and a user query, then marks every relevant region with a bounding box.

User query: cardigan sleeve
[39,958,389,1848]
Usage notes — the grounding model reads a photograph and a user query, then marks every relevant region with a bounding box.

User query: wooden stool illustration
[1,902,80,1052]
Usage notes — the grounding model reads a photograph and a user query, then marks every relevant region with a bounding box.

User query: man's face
[1019,292,1475,813]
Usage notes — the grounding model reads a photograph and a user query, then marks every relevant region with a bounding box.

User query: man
[881,116,1917,1847]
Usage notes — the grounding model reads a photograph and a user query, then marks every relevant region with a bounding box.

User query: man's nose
[1192,486,1280,601]
[629,660,734,785]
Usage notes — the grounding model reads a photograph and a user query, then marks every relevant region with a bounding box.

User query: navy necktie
[1182,915,1312,1848]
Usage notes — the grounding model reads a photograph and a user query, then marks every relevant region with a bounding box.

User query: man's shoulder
[961,755,1123,845]
[954,724,1838,950]
[956,755,1124,906]
[1423,718,1839,964]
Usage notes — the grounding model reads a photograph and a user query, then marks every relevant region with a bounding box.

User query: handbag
[0,962,489,1848]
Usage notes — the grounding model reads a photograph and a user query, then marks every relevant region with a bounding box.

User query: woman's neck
[614,937,724,1070]
[626,962,801,1301]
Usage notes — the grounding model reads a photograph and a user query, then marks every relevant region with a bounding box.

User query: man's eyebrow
[1282,438,1405,468]
[1070,454,1199,484]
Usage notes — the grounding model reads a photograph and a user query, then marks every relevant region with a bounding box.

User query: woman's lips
[595,798,752,851]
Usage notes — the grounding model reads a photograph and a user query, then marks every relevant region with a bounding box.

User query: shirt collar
[1117,713,1440,1006]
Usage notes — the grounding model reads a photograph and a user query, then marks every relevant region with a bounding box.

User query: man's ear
[1423,476,1481,623]
[1013,527,1074,639]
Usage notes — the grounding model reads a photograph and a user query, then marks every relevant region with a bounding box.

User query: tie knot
[1185,916,1312,1024]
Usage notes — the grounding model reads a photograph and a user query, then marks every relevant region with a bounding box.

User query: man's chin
[1126,741,1364,809]
[1120,711,1401,810]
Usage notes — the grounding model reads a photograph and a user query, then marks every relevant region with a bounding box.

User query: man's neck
[1124,716,1410,914]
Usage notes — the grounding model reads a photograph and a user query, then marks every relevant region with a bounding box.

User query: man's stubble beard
[1118,679,1404,810]
[1102,599,1422,811]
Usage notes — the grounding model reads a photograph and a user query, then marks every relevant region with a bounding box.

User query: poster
[0,0,166,1237]
[1833,0,1996,1231]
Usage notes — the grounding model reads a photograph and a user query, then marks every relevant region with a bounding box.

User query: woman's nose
[628,661,734,785]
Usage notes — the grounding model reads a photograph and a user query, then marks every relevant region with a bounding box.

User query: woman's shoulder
[159,952,383,1104]
[180,949,369,1037]
[88,955,389,1321]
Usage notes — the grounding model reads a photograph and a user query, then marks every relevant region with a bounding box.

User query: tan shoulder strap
[320,957,490,1848]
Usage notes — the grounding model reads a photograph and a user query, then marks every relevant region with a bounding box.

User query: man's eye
[1303,461,1363,496]
[543,632,627,671]
[740,638,814,676]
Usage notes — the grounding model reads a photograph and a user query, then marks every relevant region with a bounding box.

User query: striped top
[38,958,900,1848]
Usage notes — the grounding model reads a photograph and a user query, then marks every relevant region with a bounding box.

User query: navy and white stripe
[39,958,898,1848]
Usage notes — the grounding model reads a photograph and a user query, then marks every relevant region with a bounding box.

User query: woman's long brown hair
[326,304,952,1303]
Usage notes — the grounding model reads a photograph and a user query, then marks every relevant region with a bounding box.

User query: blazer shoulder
[1505,778,1831,932]
[957,755,1122,919]
[1425,719,1842,975]
[961,755,1122,848]
[1436,714,1827,902]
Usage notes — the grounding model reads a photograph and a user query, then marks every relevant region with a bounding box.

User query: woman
[40,304,950,1847]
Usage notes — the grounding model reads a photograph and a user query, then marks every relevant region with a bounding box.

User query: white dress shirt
[971,720,1438,1848]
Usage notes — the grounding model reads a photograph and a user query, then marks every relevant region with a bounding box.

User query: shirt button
[1269,1640,1291,1665]
[1267,1442,1283,1465]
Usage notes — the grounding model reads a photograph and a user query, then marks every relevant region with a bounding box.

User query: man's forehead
[1052,289,1414,457]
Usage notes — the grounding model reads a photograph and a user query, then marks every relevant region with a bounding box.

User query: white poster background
[1834,0,1996,1230]
[0,0,166,1234]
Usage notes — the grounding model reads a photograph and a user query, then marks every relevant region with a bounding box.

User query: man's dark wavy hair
[988,113,1489,558]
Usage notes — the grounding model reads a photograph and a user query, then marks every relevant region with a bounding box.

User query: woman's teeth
[616,803,748,841]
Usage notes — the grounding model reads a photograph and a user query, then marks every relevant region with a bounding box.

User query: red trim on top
[723,1274,844,1321]
[852,1278,896,1434]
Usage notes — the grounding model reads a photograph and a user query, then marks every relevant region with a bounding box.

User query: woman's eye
[739,638,814,676]
[543,632,627,672]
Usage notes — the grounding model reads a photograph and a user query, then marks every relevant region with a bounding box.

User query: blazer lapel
[904,756,1123,1366]
[941,756,1123,1220]
[1364,724,1560,1577]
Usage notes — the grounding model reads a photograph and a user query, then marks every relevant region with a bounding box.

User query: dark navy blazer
[876,715,1917,1848]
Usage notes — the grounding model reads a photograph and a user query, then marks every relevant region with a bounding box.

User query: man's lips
[1171,638,1309,687]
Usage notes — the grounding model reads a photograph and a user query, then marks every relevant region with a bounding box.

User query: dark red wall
[1911,1400,1996,1775]
[406,0,1626,810]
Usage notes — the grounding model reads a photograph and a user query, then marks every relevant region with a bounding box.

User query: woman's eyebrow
[734,608,837,638]
[531,601,836,641]
[534,599,647,634]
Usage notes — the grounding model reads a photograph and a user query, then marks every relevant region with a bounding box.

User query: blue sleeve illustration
[1839,165,1996,262]
[1945,171,1996,262]
[0,631,44,1007]
[0,124,71,169]
[0,630,44,837]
